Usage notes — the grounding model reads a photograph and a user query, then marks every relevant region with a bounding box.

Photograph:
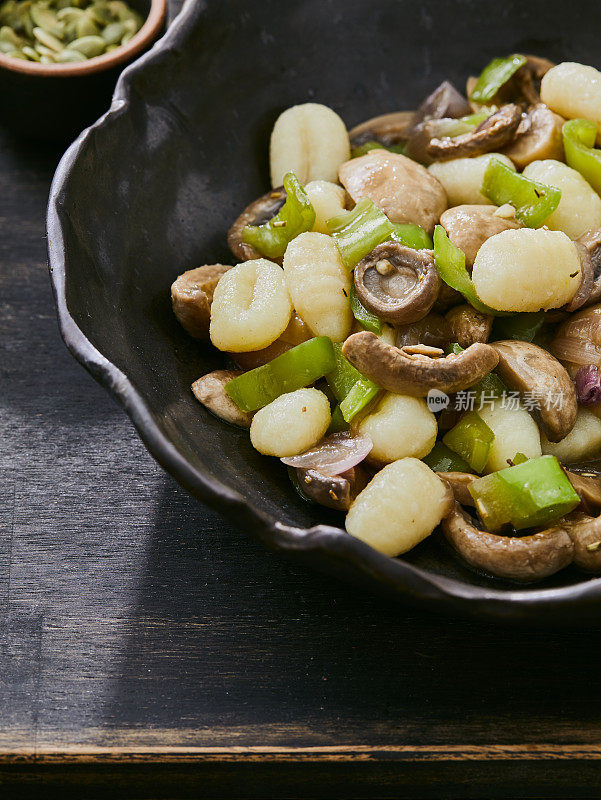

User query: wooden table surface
[2,8,601,799]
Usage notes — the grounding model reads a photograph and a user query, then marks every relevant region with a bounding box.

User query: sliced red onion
[281,432,373,476]
[576,365,601,407]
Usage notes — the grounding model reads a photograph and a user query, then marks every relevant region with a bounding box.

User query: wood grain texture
[2,3,601,797]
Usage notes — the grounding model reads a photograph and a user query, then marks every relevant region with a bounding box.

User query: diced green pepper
[423,442,473,473]
[351,141,407,158]
[512,452,528,465]
[443,410,495,474]
[328,404,349,433]
[563,118,601,196]
[389,222,433,250]
[433,226,500,315]
[468,455,580,532]
[492,311,546,342]
[225,336,335,412]
[241,172,315,260]
[339,379,380,423]
[327,197,394,270]
[470,54,527,104]
[350,283,382,334]
[481,157,561,228]
[326,342,365,402]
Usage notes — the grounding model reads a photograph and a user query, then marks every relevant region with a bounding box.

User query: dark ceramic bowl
[48,0,601,623]
[0,0,166,141]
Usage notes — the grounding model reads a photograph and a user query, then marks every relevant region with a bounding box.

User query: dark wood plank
[2,4,601,796]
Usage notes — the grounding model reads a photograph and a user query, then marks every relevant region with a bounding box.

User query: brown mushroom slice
[395,312,451,351]
[513,55,556,105]
[445,304,493,348]
[577,230,601,307]
[438,472,477,506]
[349,110,414,148]
[442,502,574,582]
[296,465,368,511]
[440,205,523,270]
[338,150,447,235]
[342,332,499,397]
[192,370,252,428]
[353,243,439,325]
[427,104,522,162]
[171,264,231,339]
[227,186,286,262]
[561,511,601,571]
[565,469,601,514]
[502,104,564,169]
[564,241,594,313]
[433,283,464,313]
[491,340,578,442]
[408,81,471,134]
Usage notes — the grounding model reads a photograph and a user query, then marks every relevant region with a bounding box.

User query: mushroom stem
[341,332,499,397]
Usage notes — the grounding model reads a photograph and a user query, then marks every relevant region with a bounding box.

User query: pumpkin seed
[99,18,119,43]
[7,47,27,57]
[68,33,104,56]
[30,3,63,37]
[0,23,22,45]
[21,42,39,58]
[75,9,98,36]
[55,45,85,60]
[32,24,62,50]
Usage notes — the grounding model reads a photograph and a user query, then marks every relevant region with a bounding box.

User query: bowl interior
[50,0,601,613]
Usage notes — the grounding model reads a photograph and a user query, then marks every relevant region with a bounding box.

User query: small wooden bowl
[0,0,167,140]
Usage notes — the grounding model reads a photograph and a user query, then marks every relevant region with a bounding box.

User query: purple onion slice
[576,365,601,407]
[281,432,373,476]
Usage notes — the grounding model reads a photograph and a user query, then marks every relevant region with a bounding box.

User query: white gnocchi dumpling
[428,153,515,206]
[283,231,352,342]
[356,393,437,464]
[541,62,601,139]
[523,159,601,240]
[270,103,351,188]
[541,408,601,464]
[478,400,542,473]
[345,458,451,556]
[210,259,292,352]
[471,228,582,312]
[250,388,331,457]
[304,180,347,233]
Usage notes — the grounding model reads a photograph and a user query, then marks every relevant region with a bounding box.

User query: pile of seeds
[0,0,144,63]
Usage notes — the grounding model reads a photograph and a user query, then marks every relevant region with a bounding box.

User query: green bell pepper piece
[423,442,473,473]
[443,410,495,473]
[389,222,433,250]
[339,379,380,423]
[225,336,335,412]
[351,141,407,158]
[492,311,546,342]
[328,404,350,433]
[468,455,580,532]
[326,342,365,402]
[241,172,315,260]
[512,452,528,465]
[470,54,527,104]
[481,157,561,228]
[349,283,382,334]
[563,118,601,195]
[327,197,394,270]
[433,226,500,315]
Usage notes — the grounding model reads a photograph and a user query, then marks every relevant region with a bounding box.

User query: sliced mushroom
[296,465,368,511]
[227,186,286,262]
[349,110,414,148]
[408,81,471,135]
[191,370,252,428]
[438,472,477,506]
[427,104,522,161]
[442,502,574,582]
[491,340,578,442]
[445,304,493,348]
[501,104,564,169]
[433,283,464,313]
[466,55,554,111]
[342,331,499,396]
[353,242,439,325]
[439,205,522,269]
[561,511,601,571]
[577,229,601,307]
[564,241,594,313]
[231,314,310,371]
[565,469,601,514]
[338,150,447,234]
[395,312,451,351]
[171,264,231,339]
